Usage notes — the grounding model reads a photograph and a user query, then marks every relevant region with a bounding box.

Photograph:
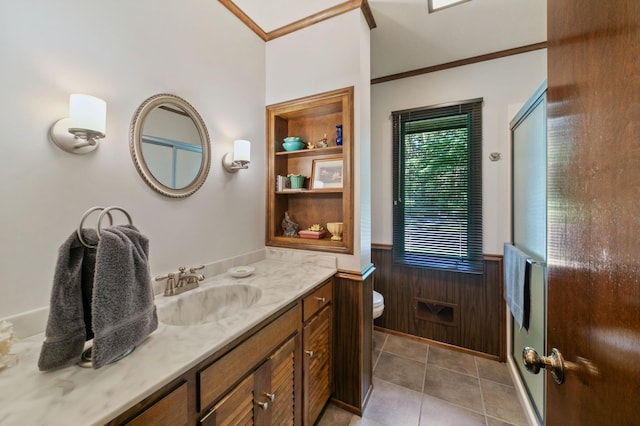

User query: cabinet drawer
[303,280,332,322]
[127,382,188,426]
[199,304,300,410]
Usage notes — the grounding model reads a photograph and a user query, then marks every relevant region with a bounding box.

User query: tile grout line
[373,333,388,371]
[475,356,490,426]
[416,344,430,425]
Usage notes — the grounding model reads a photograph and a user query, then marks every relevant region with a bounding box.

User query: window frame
[392,98,483,274]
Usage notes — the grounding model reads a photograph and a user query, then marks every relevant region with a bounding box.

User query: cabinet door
[303,305,332,425]
[200,374,254,426]
[254,336,297,426]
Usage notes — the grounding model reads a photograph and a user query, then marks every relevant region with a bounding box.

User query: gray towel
[91,224,157,369]
[503,243,530,330]
[38,229,98,371]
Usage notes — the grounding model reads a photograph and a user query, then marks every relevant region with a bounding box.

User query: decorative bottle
[335,124,343,146]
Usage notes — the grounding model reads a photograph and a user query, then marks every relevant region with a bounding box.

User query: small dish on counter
[228,266,255,278]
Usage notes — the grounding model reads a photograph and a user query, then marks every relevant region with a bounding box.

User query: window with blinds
[392,99,483,273]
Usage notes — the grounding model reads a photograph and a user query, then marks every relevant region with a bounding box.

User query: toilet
[373,290,385,319]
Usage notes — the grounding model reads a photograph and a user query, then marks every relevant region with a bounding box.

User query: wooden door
[546,1,640,424]
[303,305,332,425]
[201,375,254,426]
[253,336,297,426]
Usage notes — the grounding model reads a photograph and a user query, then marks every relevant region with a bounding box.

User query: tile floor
[318,330,529,426]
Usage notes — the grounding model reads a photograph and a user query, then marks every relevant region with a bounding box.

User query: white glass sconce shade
[222,139,251,173]
[68,94,106,135]
[50,94,107,154]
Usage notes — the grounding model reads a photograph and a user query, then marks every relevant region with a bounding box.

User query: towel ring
[77,207,114,249]
[97,206,133,237]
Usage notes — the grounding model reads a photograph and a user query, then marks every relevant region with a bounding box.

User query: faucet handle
[190,265,205,273]
[158,273,177,296]
[178,266,187,274]
[154,272,175,281]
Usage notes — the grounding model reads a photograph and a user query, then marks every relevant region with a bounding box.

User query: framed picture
[311,158,343,189]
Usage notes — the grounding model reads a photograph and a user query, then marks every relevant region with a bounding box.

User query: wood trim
[360,0,377,29]
[375,247,504,260]
[371,243,392,251]
[267,1,361,41]
[218,0,268,41]
[371,41,548,85]
[375,327,500,362]
[335,263,375,281]
[219,0,376,42]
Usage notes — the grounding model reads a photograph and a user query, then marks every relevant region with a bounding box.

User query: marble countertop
[0,252,336,425]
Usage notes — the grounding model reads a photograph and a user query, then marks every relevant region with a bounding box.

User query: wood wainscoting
[372,245,505,361]
[332,265,375,415]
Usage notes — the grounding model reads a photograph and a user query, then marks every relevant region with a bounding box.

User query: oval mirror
[130,94,211,198]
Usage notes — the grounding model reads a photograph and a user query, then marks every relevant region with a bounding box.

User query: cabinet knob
[254,400,269,410]
[315,296,326,303]
[263,392,276,401]
[305,350,314,357]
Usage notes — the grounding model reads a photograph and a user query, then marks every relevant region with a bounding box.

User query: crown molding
[219,0,376,42]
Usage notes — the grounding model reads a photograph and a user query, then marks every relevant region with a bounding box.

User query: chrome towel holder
[77,206,134,249]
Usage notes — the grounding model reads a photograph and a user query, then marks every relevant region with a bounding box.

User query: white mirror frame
[129,93,211,198]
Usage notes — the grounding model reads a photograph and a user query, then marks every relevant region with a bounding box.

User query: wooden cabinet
[200,337,297,426]
[254,338,297,426]
[198,306,300,425]
[201,374,254,426]
[266,87,354,254]
[302,281,333,425]
[108,278,337,426]
[126,382,189,426]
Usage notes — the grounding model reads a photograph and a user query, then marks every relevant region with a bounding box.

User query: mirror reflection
[141,104,203,189]
[130,94,211,198]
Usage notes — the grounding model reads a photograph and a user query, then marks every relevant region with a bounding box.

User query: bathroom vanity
[0,252,336,425]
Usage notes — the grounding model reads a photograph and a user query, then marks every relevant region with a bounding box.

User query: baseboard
[507,355,541,426]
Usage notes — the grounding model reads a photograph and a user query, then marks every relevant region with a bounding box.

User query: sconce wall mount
[222,139,251,173]
[50,94,107,155]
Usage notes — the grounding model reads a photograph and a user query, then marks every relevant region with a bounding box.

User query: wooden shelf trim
[275,189,343,195]
[276,146,343,157]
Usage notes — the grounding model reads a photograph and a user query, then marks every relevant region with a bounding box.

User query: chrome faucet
[155,265,205,296]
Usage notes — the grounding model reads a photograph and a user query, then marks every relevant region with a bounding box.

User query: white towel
[504,243,530,330]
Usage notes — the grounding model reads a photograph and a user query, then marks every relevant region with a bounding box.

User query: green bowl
[282,140,305,151]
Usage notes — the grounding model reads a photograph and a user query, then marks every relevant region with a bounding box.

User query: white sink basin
[157,284,262,326]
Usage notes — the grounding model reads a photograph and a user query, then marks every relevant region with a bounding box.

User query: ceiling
[229,0,547,81]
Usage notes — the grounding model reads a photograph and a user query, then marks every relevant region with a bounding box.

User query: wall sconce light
[49,94,107,154]
[222,139,251,173]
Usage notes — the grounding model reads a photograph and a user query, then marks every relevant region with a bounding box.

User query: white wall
[0,0,266,318]
[371,50,547,254]
[266,10,372,272]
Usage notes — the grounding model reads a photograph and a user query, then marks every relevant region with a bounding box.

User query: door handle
[522,347,567,384]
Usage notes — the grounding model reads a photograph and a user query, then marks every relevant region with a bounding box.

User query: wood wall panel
[372,246,504,359]
[332,268,374,415]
